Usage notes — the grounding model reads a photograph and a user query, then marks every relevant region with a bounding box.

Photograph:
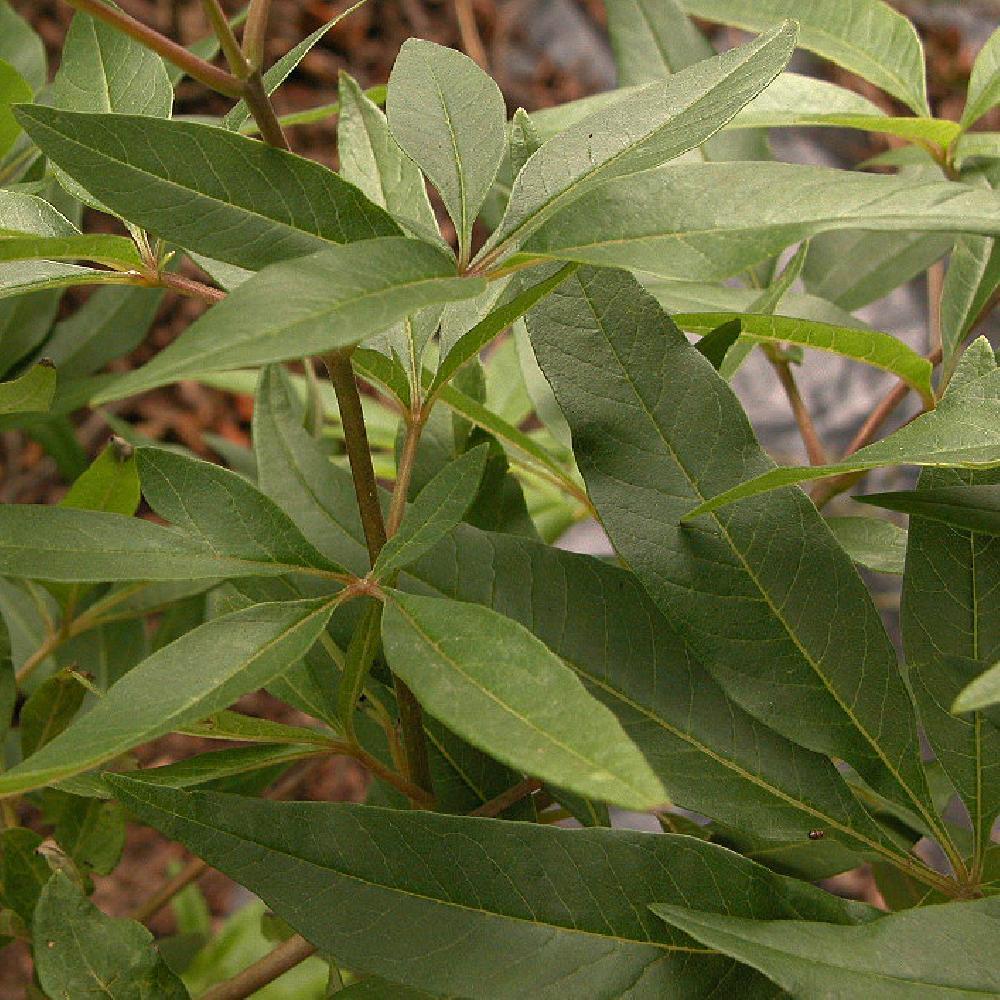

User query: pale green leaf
[826,516,907,575]
[0,190,78,238]
[0,233,141,267]
[962,28,1000,130]
[0,598,334,797]
[954,662,1000,714]
[14,107,401,271]
[522,163,1000,280]
[34,873,189,999]
[681,0,930,114]
[527,266,933,817]
[941,234,996,377]
[0,58,32,160]
[20,668,87,757]
[481,23,796,261]
[51,9,172,117]
[383,591,669,811]
[387,39,506,262]
[375,446,488,580]
[61,439,140,517]
[337,69,436,235]
[0,360,55,414]
[0,0,45,92]
[860,484,1000,536]
[108,779,875,998]
[0,260,120,299]
[902,467,1000,860]
[687,339,1000,515]
[956,131,1000,164]
[94,239,485,403]
[651,897,1000,998]
[674,311,935,405]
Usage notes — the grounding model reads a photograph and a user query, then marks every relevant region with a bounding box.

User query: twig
[927,260,944,357]
[766,350,828,466]
[198,0,250,77]
[199,934,317,1000]
[454,0,488,70]
[156,271,226,304]
[242,0,273,70]
[130,857,208,923]
[60,0,243,96]
[469,778,542,818]
[241,70,290,149]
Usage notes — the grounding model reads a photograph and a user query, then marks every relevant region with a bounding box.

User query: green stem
[242,69,289,149]
[242,0,273,70]
[198,0,251,78]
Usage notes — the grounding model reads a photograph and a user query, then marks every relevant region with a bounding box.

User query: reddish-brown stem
[242,0,273,70]
[767,352,828,466]
[469,778,542,818]
[199,0,251,77]
[130,857,208,923]
[155,271,226,304]
[241,70,290,149]
[454,0,488,69]
[200,934,317,1000]
[61,0,244,96]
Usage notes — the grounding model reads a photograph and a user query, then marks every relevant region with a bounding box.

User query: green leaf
[521,163,1000,281]
[252,365,915,856]
[107,780,875,998]
[62,438,140,517]
[651,897,1000,998]
[337,69,436,235]
[0,190,78,238]
[681,0,929,115]
[382,592,661,812]
[14,107,401,271]
[0,260,123,299]
[20,668,87,758]
[675,312,935,405]
[0,0,45,92]
[51,8,172,117]
[387,39,506,263]
[95,239,485,403]
[693,319,741,371]
[940,234,996,377]
[962,28,1000,130]
[0,828,49,927]
[0,233,141,267]
[136,446,349,577]
[526,266,933,817]
[34,873,189,998]
[954,661,1000,714]
[375,446,489,580]
[606,0,717,82]
[0,360,55,415]
[49,794,127,875]
[687,338,1000,515]
[480,22,796,261]
[859,484,1000,536]
[223,1,367,132]
[0,58,32,160]
[0,598,334,797]
[826,516,907,575]
[0,505,349,582]
[902,467,1000,861]
[431,264,577,395]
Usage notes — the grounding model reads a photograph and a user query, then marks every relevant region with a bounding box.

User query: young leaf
[252,367,912,854]
[383,592,663,812]
[374,446,489,579]
[50,8,172,117]
[674,312,935,405]
[34,873,188,998]
[338,69,436,235]
[681,0,930,115]
[651,897,1000,997]
[0,598,335,797]
[387,39,506,263]
[94,239,485,403]
[526,266,933,816]
[902,467,1000,861]
[953,662,1000,714]
[521,163,1000,281]
[107,780,875,998]
[687,338,1000,514]
[859,484,1000,536]
[0,360,55,415]
[480,22,797,260]
[0,58,32,160]
[826,516,907,576]
[962,27,1000,130]
[14,108,401,271]
[136,447,349,577]
[0,0,45,92]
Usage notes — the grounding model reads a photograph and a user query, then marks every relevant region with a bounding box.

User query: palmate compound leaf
[521,162,1000,282]
[0,598,335,797]
[478,21,797,261]
[525,266,934,822]
[13,106,401,271]
[108,778,878,999]
[93,238,486,403]
[381,591,669,812]
[687,338,1000,515]
[250,365,917,865]
[651,897,1000,999]
[34,873,188,999]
